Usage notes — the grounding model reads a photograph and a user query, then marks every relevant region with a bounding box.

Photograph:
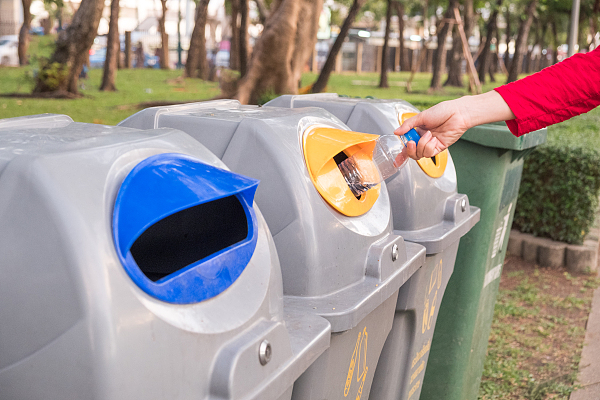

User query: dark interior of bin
[130,195,248,282]
[334,150,363,200]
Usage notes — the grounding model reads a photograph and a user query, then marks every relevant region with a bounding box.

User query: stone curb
[507,229,599,274]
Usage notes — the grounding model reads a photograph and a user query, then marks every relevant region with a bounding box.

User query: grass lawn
[0,67,221,125]
[479,257,600,400]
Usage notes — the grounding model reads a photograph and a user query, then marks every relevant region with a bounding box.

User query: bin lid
[113,153,260,304]
[460,122,547,151]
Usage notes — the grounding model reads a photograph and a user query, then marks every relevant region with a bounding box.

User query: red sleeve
[494,47,600,137]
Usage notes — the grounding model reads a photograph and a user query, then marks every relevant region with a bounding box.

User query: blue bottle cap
[404,128,421,145]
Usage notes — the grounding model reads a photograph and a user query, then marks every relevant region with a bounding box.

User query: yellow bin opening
[400,112,448,178]
[303,126,381,217]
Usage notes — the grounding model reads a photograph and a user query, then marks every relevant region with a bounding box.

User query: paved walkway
[571,275,600,400]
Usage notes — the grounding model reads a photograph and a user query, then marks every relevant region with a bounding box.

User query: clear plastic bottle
[338,128,421,197]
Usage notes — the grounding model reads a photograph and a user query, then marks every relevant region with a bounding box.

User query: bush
[513,145,600,245]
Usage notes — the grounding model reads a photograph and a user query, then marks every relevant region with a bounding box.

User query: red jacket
[494,46,600,137]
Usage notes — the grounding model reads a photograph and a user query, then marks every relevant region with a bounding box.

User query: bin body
[420,122,547,400]
[265,94,480,400]
[0,114,330,400]
[120,101,427,400]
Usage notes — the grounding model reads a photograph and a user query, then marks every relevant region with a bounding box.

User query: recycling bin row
[0,97,479,400]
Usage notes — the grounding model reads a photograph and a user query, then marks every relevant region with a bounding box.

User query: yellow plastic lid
[303,126,381,216]
[400,112,448,178]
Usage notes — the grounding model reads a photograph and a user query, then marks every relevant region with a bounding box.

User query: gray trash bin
[0,114,331,400]
[119,101,427,400]
[265,94,480,400]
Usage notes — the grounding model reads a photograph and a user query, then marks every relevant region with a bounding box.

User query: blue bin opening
[131,195,248,282]
[113,153,259,304]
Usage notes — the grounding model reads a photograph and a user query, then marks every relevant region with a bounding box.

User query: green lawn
[0,67,221,125]
[1,49,599,148]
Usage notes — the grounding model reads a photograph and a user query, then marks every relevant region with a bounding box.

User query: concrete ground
[571,281,600,400]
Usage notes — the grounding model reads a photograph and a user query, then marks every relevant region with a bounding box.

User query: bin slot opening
[333,151,363,200]
[130,195,248,282]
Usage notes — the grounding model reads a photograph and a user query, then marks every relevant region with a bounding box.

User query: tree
[395,1,406,71]
[239,0,249,77]
[312,0,367,93]
[229,0,240,71]
[236,0,323,104]
[478,0,501,84]
[254,0,270,24]
[445,0,474,87]
[504,6,512,70]
[430,0,457,91]
[379,0,393,88]
[507,0,537,83]
[185,0,210,79]
[100,0,119,91]
[18,0,33,65]
[33,0,105,95]
[158,0,170,69]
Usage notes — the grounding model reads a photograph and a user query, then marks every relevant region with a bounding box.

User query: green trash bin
[419,122,547,400]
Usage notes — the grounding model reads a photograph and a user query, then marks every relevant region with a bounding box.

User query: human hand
[396,91,515,160]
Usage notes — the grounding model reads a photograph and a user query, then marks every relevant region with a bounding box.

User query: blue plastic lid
[403,128,421,145]
[113,153,259,304]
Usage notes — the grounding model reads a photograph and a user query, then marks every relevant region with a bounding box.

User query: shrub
[513,145,600,245]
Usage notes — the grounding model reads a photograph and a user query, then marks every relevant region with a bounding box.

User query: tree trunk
[525,20,539,74]
[430,1,456,91]
[254,0,269,25]
[489,22,501,81]
[100,0,119,91]
[444,25,462,86]
[229,0,240,71]
[159,0,170,69]
[33,0,105,95]
[185,0,210,79]
[312,0,366,93]
[18,0,32,65]
[290,0,322,87]
[379,0,393,88]
[551,20,559,64]
[477,4,499,84]
[445,0,473,87]
[395,1,406,71]
[507,0,537,83]
[236,0,323,104]
[504,8,512,71]
[239,0,249,77]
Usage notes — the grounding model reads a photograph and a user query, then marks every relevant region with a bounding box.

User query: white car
[0,35,19,66]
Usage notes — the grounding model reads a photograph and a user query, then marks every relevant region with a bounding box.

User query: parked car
[215,50,230,68]
[89,47,107,68]
[0,35,19,66]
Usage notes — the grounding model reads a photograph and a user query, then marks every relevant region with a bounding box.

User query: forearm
[461,90,516,128]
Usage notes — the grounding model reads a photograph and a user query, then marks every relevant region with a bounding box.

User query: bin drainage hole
[334,151,363,200]
[431,156,437,165]
[130,195,248,282]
